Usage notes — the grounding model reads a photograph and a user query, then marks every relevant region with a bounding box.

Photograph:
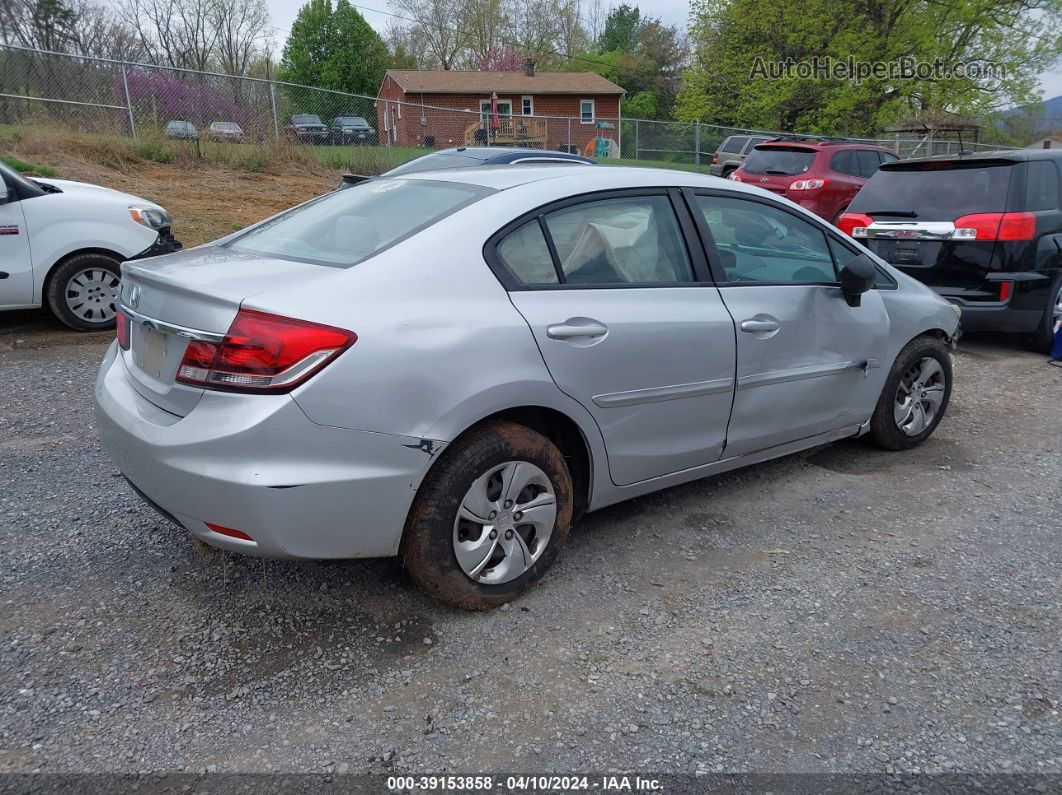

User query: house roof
[384,70,625,96]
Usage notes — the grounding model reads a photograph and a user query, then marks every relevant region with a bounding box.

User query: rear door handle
[547,320,608,340]
[740,318,781,333]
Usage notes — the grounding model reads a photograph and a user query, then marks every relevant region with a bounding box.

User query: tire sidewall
[871,338,953,450]
[1028,275,1062,354]
[46,254,121,332]
[402,423,573,610]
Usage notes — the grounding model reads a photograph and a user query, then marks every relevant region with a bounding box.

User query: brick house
[375,65,624,154]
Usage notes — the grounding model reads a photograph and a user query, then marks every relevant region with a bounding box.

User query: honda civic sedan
[95,166,960,609]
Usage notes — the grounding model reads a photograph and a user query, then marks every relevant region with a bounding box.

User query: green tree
[278,0,391,114]
[675,0,1062,137]
[597,3,641,53]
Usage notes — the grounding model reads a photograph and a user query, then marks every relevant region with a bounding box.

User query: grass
[0,154,57,177]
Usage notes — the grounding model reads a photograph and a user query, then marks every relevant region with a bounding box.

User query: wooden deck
[464,116,548,148]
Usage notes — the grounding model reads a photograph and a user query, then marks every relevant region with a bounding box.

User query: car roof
[427,146,587,161]
[755,138,893,151]
[381,164,768,194]
[888,148,1062,166]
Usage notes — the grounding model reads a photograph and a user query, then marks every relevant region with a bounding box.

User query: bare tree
[554,0,588,58]
[460,0,504,65]
[390,0,465,69]
[504,0,560,58]
[211,0,271,75]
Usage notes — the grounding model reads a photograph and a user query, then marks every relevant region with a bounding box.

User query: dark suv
[839,150,1062,352]
[731,138,898,222]
[283,114,328,144]
[330,115,376,145]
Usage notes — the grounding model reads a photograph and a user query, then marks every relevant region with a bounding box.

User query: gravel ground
[1,309,1060,779]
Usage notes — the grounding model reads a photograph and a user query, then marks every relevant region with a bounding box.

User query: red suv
[730,138,899,223]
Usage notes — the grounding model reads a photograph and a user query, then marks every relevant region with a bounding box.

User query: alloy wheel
[452,461,557,585]
[894,356,946,436]
[65,267,120,324]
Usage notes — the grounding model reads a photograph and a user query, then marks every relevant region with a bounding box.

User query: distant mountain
[1002,94,1062,130]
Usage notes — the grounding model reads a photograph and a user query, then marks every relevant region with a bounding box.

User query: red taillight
[954,212,1036,241]
[729,172,743,182]
[116,310,130,350]
[205,522,254,541]
[837,212,873,238]
[998,280,1013,303]
[789,178,828,191]
[712,153,718,164]
[176,309,356,393]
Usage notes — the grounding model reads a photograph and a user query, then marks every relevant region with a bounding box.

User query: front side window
[580,99,595,124]
[228,179,491,267]
[695,195,836,284]
[494,195,694,286]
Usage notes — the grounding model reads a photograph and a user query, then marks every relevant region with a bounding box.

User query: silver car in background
[95,166,960,609]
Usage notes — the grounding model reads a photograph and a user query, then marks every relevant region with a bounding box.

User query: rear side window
[695,195,836,283]
[849,163,1013,220]
[228,179,491,267]
[494,195,695,286]
[831,150,858,176]
[719,136,748,154]
[496,221,558,284]
[743,147,816,176]
[1025,161,1059,211]
[856,150,881,178]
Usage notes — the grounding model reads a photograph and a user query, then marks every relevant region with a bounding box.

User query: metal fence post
[121,65,136,140]
[694,122,700,171]
[566,117,571,152]
[270,82,279,141]
[635,119,639,160]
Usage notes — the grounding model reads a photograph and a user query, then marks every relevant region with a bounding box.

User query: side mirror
[838,253,878,307]
[0,179,10,204]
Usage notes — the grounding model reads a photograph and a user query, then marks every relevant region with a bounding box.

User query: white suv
[0,162,180,330]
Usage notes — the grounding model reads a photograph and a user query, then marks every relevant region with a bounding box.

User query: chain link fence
[0,43,1016,176]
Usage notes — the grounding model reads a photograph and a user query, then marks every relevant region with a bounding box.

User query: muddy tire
[1024,274,1062,354]
[46,252,122,331]
[400,420,573,610]
[866,335,952,451]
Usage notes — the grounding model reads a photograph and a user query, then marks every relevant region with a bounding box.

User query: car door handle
[740,318,781,333]
[547,320,608,340]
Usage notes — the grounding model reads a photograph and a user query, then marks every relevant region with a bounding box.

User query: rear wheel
[721,165,737,178]
[1025,275,1062,354]
[400,421,573,610]
[46,252,122,331]
[866,335,952,451]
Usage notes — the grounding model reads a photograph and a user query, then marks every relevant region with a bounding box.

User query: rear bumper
[94,344,443,559]
[940,297,1042,333]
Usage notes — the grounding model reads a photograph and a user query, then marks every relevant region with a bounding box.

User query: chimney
[524,58,535,77]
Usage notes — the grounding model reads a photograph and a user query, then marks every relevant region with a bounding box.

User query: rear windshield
[849,162,1013,220]
[743,147,817,176]
[386,153,485,175]
[227,179,492,267]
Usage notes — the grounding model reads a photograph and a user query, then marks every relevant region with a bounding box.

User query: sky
[263,0,1062,100]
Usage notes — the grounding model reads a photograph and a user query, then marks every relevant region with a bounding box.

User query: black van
[838,150,1062,352]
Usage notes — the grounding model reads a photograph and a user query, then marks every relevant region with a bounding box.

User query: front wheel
[400,421,573,610]
[865,335,952,451]
[45,252,122,331]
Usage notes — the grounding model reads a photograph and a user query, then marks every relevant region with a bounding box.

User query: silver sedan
[95,166,960,609]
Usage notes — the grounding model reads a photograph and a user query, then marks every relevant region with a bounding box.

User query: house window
[521,96,534,116]
[480,99,512,121]
[580,99,595,124]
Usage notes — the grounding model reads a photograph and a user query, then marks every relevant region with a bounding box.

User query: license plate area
[132,325,169,381]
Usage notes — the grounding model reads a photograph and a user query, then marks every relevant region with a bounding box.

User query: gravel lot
[1,309,1060,779]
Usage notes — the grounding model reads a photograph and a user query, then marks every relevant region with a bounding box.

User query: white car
[0,161,180,330]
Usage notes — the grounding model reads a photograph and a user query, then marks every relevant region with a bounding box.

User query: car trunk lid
[118,247,338,417]
[737,145,819,197]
